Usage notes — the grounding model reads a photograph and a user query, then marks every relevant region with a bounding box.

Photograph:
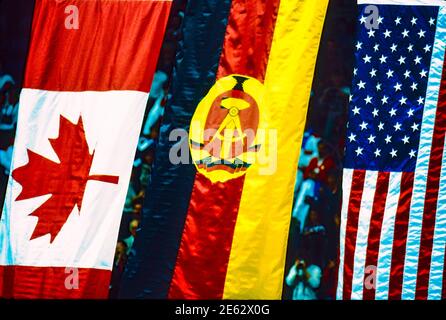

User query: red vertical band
[442,247,446,299]
[363,171,390,300]
[343,169,366,300]
[388,171,414,300]
[415,65,446,299]
[24,0,171,92]
[168,0,281,299]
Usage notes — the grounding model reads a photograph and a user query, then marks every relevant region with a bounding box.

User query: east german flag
[120,0,328,299]
[0,0,171,298]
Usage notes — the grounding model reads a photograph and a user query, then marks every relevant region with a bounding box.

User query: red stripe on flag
[343,169,366,300]
[389,171,414,300]
[216,0,279,81]
[24,0,171,92]
[167,0,281,299]
[0,265,111,299]
[415,69,446,299]
[363,171,390,300]
[167,175,244,299]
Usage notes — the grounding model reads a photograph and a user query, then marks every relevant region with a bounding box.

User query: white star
[402,29,410,38]
[399,96,407,105]
[407,108,415,117]
[373,43,380,52]
[418,29,426,38]
[412,122,420,131]
[376,82,382,91]
[389,108,397,117]
[394,122,402,131]
[357,80,366,89]
[359,16,367,24]
[368,134,376,144]
[355,147,364,156]
[363,55,372,63]
[411,82,418,91]
[353,68,358,76]
[368,29,375,38]
[370,68,377,78]
[404,70,411,79]
[390,43,398,52]
[356,41,363,50]
[417,96,424,105]
[349,94,353,102]
[424,44,432,53]
[381,95,389,104]
[348,132,356,142]
[372,108,379,117]
[377,16,384,25]
[352,106,361,115]
[409,149,416,158]
[384,29,392,38]
[402,136,410,144]
[411,17,417,25]
[387,69,395,78]
[414,56,422,65]
[385,135,392,144]
[364,96,373,104]
[395,17,401,25]
[420,69,428,78]
[379,55,388,64]
[378,122,385,131]
[374,148,381,157]
[390,149,398,158]
[429,18,436,26]
[408,44,414,52]
[359,121,368,130]
[398,56,406,65]
[394,82,402,91]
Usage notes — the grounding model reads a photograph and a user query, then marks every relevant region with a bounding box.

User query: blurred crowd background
[0,0,356,300]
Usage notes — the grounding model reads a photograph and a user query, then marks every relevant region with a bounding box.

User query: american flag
[338,0,446,300]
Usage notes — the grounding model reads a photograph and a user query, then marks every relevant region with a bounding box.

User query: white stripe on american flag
[351,171,378,300]
[375,172,401,300]
[336,168,354,300]
[427,137,446,300]
[402,6,446,300]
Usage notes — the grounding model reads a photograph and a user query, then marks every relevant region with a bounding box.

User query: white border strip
[336,169,354,300]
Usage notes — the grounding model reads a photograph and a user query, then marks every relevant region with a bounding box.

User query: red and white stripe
[338,2,446,301]
[0,0,171,298]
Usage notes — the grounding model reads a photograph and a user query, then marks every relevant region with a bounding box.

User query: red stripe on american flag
[388,171,414,300]
[415,69,446,299]
[343,169,366,300]
[363,171,390,300]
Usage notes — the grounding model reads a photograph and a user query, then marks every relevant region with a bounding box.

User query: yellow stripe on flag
[223,0,329,299]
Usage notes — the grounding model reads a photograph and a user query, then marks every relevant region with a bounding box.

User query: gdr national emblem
[189,74,265,183]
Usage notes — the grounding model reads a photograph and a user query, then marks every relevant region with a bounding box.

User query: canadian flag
[0,0,171,298]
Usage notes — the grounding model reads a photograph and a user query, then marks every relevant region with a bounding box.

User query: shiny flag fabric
[0,0,171,298]
[338,0,446,300]
[121,0,328,299]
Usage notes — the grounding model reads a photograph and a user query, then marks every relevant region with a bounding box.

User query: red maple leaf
[12,115,119,242]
